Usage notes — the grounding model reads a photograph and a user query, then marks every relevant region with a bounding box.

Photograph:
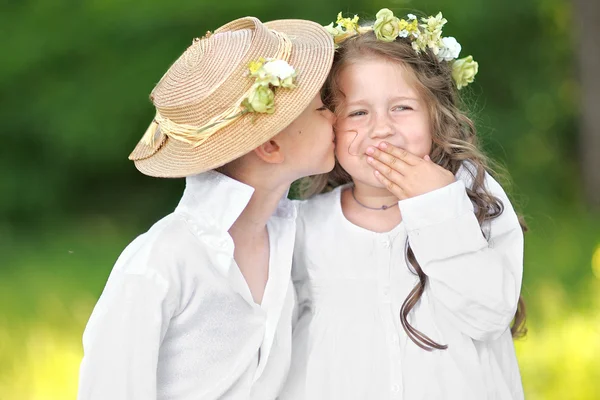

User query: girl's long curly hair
[300,31,527,351]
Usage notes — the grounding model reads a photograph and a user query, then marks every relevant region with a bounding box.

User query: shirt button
[392,384,401,393]
[382,288,390,297]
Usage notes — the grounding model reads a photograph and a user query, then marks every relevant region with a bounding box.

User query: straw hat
[128,17,334,178]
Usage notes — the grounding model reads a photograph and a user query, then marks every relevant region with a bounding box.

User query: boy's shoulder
[112,211,216,279]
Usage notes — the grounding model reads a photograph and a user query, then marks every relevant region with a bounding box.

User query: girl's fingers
[367,156,407,200]
[377,142,422,166]
[366,146,410,174]
[373,170,406,200]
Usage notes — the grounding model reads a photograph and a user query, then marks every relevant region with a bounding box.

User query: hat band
[141,30,294,148]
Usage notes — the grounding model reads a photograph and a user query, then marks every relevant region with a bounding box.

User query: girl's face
[278,94,337,177]
[334,57,432,188]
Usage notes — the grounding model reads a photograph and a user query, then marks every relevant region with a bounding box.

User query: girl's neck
[340,180,402,233]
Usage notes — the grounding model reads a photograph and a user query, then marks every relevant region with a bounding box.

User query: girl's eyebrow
[345,96,419,108]
[344,99,369,108]
[390,96,420,102]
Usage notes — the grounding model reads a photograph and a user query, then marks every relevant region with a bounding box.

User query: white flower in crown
[437,36,462,61]
[324,22,343,37]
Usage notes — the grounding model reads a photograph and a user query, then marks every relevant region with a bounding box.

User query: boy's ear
[253,137,285,164]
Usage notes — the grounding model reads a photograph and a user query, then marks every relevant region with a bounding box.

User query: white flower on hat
[437,36,462,61]
[241,57,298,115]
[248,58,297,89]
[262,59,296,81]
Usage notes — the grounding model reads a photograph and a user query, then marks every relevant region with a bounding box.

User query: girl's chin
[349,171,387,189]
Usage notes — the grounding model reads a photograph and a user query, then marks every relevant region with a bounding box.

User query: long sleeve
[398,173,523,341]
[77,268,175,400]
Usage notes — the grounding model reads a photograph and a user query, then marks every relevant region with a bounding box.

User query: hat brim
[130,18,334,178]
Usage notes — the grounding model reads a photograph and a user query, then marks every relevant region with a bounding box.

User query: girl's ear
[253,138,285,164]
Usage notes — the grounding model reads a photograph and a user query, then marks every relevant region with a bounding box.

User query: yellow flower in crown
[421,12,447,37]
[397,14,420,38]
[452,56,479,89]
[373,8,400,42]
[411,12,447,54]
[324,12,363,45]
[336,12,360,32]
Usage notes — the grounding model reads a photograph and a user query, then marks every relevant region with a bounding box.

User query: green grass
[1,209,599,400]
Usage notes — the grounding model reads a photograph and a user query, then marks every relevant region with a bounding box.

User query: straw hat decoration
[129,17,334,178]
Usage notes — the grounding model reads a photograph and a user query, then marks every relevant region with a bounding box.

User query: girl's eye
[317,106,328,111]
[348,110,367,117]
[393,105,412,112]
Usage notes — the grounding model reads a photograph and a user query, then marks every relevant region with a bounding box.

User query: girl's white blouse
[280,165,525,400]
[78,171,297,400]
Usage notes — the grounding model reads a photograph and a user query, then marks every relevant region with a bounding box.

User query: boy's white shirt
[280,163,525,400]
[78,170,297,400]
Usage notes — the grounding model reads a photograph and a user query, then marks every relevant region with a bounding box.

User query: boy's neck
[229,183,288,237]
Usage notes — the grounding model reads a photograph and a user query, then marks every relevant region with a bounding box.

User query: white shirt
[280,165,524,400]
[78,171,297,400]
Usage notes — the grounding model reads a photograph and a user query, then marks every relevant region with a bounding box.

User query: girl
[281,9,526,400]
[77,16,336,400]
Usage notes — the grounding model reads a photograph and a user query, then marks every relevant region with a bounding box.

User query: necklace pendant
[382,205,388,210]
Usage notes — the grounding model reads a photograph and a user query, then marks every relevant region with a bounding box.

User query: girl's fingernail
[367,156,374,163]
[379,142,387,149]
[366,147,374,155]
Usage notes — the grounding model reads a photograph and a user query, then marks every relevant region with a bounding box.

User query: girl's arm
[398,173,523,341]
[78,267,174,400]
[366,143,523,341]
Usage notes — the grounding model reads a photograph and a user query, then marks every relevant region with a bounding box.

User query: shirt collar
[175,170,295,231]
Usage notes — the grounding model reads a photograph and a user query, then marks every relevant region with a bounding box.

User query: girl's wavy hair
[300,30,527,351]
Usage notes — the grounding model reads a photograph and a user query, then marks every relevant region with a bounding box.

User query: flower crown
[325,9,479,89]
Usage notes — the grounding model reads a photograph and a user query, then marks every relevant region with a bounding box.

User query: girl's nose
[369,112,394,140]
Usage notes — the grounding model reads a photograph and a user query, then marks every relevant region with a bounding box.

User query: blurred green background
[1,0,599,399]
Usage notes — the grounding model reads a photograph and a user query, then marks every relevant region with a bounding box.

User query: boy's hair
[301,30,526,351]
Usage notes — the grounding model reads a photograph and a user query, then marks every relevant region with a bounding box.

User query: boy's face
[276,94,337,178]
